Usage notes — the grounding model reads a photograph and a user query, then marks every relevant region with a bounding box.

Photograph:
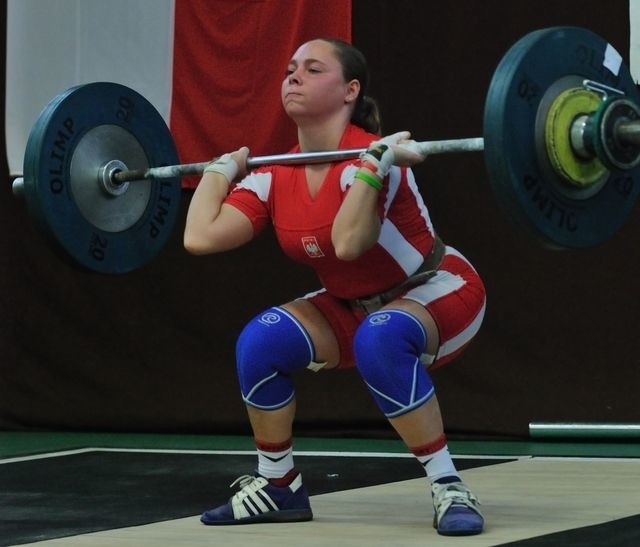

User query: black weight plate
[22,82,181,273]
[484,26,640,249]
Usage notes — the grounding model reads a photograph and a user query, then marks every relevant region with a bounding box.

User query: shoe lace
[433,482,481,512]
[229,474,259,490]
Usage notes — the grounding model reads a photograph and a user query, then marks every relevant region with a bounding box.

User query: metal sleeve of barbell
[12,177,24,197]
[616,120,640,147]
[529,422,640,439]
[112,162,211,183]
[111,137,484,184]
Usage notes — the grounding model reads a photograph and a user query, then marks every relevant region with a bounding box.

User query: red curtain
[170,0,352,188]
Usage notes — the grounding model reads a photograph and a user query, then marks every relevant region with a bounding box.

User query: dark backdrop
[1,1,637,439]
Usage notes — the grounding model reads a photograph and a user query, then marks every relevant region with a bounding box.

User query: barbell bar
[615,122,640,146]
[113,138,486,184]
[12,26,640,274]
[12,137,485,194]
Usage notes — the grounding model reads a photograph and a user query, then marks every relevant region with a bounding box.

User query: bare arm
[331,166,382,260]
[184,147,254,255]
[331,132,428,261]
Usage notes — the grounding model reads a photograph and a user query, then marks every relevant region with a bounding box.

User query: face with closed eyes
[281,39,360,123]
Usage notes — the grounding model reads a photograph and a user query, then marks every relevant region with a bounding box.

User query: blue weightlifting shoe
[201,473,313,525]
[431,481,484,536]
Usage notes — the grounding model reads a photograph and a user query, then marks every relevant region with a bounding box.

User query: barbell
[11,26,640,274]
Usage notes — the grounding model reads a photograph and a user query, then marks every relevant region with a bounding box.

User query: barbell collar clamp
[569,114,595,160]
[582,79,625,100]
[568,110,640,162]
[98,160,130,196]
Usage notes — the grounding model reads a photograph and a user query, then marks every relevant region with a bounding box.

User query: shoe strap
[433,482,481,510]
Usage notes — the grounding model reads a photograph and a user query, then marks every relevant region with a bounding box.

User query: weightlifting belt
[348,236,445,315]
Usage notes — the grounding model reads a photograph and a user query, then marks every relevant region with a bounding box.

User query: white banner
[630,0,640,81]
[5,0,175,176]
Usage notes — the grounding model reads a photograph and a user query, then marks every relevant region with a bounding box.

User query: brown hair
[320,38,382,135]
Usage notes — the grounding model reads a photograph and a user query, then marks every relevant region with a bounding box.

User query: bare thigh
[281,299,341,370]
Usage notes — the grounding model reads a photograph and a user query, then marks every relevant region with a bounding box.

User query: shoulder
[340,124,379,147]
[232,169,274,202]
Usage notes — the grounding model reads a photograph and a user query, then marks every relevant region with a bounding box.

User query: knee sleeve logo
[259,312,281,325]
[369,312,391,326]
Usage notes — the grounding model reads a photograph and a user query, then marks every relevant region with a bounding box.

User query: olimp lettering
[149,180,173,238]
[48,117,74,194]
[523,173,578,232]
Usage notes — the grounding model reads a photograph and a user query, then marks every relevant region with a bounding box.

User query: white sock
[411,435,460,484]
[256,439,294,479]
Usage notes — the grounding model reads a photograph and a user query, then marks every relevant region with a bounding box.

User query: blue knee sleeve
[236,307,315,410]
[354,309,434,418]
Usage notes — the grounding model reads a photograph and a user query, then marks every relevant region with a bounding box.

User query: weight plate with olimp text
[483,26,640,249]
[22,82,181,273]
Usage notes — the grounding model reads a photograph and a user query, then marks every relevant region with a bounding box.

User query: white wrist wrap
[203,153,239,182]
[359,143,395,178]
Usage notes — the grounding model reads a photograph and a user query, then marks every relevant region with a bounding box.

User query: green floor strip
[1,431,639,459]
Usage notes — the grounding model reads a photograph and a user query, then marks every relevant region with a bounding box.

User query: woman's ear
[345,79,360,103]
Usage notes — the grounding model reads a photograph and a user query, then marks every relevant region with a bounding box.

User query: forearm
[184,148,253,254]
[331,131,430,260]
[331,168,382,260]
[184,171,231,251]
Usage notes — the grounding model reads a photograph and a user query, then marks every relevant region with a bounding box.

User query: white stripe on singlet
[403,246,486,360]
[379,221,424,275]
[232,171,272,201]
[378,167,433,276]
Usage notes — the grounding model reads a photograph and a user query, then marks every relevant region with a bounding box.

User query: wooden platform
[12,457,639,547]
